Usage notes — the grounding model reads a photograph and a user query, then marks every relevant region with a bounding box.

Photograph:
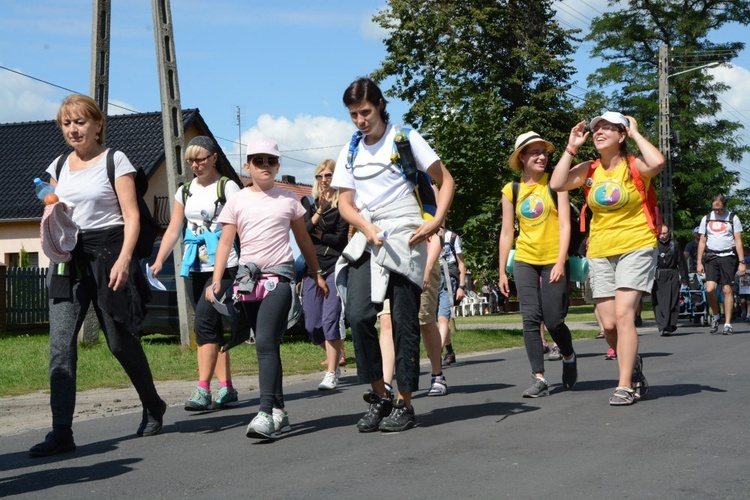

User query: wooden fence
[0,265,49,331]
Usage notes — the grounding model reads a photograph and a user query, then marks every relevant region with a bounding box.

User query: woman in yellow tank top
[550,111,665,406]
[498,132,577,399]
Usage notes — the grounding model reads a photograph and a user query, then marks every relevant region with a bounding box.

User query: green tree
[19,244,30,268]
[584,0,750,241]
[372,0,580,279]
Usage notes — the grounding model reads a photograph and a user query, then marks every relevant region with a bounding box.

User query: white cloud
[0,66,60,123]
[360,7,390,40]
[711,64,750,117]
[227,114,355,184]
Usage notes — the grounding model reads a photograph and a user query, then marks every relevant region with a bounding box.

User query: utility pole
[152,0,193,347]
[90,0,110,118]
[658,44,673,232]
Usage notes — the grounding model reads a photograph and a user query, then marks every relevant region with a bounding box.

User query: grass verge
[0,305,607,397]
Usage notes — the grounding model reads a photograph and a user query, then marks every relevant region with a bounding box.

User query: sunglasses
[250,157,279,167]
[315,173,333,180]
[187,155,212,164]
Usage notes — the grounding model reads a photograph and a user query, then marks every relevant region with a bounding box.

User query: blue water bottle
[33,178,55,200]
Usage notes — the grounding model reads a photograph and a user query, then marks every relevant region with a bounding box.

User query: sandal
[609,386,635,406]
[596,331,605,339]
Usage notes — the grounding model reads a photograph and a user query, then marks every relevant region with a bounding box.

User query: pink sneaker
[605,347,617,360]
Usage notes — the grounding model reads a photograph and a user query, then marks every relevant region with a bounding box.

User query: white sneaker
[246,412,277,439]
[318,371,338,390]
[723,324,733,335]
[272,407,291,434]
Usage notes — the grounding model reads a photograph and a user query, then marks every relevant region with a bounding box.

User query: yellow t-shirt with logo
[501,173,563,265]
[586,159,656,258]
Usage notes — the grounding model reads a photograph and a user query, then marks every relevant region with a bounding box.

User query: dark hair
[342,77,389,123]
[617,124,629,158]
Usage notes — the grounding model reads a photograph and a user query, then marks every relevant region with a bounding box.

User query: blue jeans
[513,260,574,375]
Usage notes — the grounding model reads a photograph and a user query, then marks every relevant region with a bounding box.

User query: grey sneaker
[378,401,416,432]
[272,408,291,435]
[710,316,720,334]
[214,386,238,408]
[356,391,393,432]
[632,354,649,400]
[522,376,549,398]
[184,386,211,411]
[723,324,733,335]
[427,374,448,396]
[546,345,562,361]
[246,411,277,440]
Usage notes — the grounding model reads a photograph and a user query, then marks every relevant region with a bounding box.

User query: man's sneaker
[272,407,291,435]
[710,316,720,334]
[522,376,549,398]
[185,386,211,411]
[318,371,339,390]
[632,354,649,400]
[356,391,393,432]
[660,329,672,337]
[723,324,734,335]
[546,345,562,361]
[29,430,76,458]
[427,374,448,396]
[378,401,416,432]
[213,386,238,408]
[605,347,617,360]
[246,412,277,440]
[562,354,577,389]
[442,351,456,366]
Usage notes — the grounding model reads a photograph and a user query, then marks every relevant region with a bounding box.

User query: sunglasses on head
[315,173,333,180]
[250,156,279,167]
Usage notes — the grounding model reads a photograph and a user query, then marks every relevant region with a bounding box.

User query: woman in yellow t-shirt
[498,132,576,399]
[550,112,665,406]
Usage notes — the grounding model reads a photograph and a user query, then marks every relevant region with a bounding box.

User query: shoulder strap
[627,155,660,235]
[216,176,229,205]
[580,160,599,232]
[346,130,364,169]
[511,181,519,208]
[106,148,117,191]
[181,180,192,205]
[55,152,71,181]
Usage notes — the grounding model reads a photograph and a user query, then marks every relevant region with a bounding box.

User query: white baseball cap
[246,137,279,158]
[590,111,629,130]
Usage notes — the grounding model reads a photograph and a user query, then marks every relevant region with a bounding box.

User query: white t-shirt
[177,178,241,272]
[217,186,305,269]
[46,149,135,232]
[699,211,742,253]
[440,229,463,267]
[332,123,440,212]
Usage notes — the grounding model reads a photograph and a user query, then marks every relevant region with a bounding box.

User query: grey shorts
[589,247,655,299]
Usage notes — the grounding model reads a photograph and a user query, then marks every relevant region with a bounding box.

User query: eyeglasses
[187,155,212,164]
[525,149,548,157]
[315,173,333,180]
[250,156,280,167]
[593,124,620,133]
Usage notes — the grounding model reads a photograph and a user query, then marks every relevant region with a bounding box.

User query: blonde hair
[312,159,338,208]
[56,94,106,145]
[184,144,216,162]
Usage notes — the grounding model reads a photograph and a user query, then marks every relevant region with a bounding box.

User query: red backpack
[580,156,661,236]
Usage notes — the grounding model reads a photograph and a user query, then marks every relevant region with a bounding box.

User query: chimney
[281,175,296,184]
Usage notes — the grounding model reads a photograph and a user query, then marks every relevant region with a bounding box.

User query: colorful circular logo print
[519,194,549,226]
[591,180,628,210]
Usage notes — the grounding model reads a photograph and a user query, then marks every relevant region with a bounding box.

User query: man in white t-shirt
[697,195,745,335]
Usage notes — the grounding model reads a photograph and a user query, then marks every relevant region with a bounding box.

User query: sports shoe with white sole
[246,412,277,440]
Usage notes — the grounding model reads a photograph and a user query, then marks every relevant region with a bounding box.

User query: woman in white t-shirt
[208,137,328,440]
[152,136,242,412]
[331,77,455,433]
[30,94,165,458]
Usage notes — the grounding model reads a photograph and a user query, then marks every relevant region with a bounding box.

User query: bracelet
[565,147,577,156]
[316,210,323,215]
[315,269,324,275]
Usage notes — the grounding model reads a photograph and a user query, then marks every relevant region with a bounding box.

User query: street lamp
[658,44,720,232]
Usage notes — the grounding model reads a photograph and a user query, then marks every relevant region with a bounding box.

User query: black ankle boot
[137,399,167,437]
[29,428,76,458]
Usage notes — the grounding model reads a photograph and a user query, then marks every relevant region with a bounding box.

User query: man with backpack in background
[697,195,746,335]
[652,224,690,337]
[437,227,466,366]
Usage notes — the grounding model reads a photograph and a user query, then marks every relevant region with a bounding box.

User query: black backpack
[511,180,584,257]
[56,149,160,259]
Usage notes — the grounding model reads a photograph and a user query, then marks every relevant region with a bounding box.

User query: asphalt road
[1,320,748,499]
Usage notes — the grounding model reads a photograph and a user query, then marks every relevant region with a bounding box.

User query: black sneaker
[562,353,577,389]
[137,399,167,437]
[356,391,393,433]
[442,352,456,366]
[29,430,76,458]
[635,315,643,327]
[379,400,416,432]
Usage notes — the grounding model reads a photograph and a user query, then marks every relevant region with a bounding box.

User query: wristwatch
[458,285,466,290]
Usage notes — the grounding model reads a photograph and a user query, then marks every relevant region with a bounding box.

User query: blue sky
[2,0,749,185]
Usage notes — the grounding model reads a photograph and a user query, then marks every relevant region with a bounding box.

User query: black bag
[56,149,159,259]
